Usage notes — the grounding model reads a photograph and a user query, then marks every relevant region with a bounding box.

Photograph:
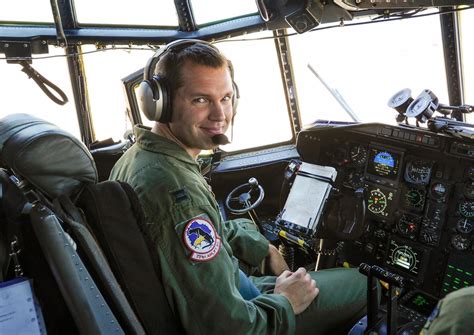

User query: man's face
[169,61,234,156]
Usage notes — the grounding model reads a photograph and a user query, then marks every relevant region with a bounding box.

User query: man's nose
[209,101,227,121]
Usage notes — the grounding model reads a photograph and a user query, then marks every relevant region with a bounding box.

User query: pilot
[109,39,368,334]
[421,286,474,335]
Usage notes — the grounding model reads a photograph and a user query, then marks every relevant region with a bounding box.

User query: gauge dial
[420,230,437,245]
[374,229,386,239]
[405,188,425,210]
[456,218,474,234]
[388,88,412,110]
[459,200,474,218]
[464,183,474,200]
[467,166,474,181]
[367,189,388,214]
[349,144,368,166]
[331,147,348,166]
[404,160,432,185]
[406,95,430,118]
[397,214,420,238]
[431,182,447,199]
[343,169,364,189]
[451,234,471,251]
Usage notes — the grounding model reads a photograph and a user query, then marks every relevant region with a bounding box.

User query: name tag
[0,278,46,334]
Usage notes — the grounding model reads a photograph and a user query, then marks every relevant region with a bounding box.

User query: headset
[136,39,240,124]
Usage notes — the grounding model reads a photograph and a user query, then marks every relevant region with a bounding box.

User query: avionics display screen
[366,147,401,180]
[386,238,426,277]
[403,292,438,317]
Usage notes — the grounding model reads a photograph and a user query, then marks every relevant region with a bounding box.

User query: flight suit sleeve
[221,218,269,267]
[421,286,474,335]
[152,209,296,335]
[131,170,296,335]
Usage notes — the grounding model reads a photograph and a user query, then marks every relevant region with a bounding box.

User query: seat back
[0,168,78,334]
[0,113,181,334]
[75,180,182,334]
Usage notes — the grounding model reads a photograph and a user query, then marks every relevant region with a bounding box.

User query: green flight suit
[422,286,474,335]
[109,125,368,335]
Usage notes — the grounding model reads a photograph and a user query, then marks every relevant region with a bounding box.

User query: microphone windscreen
[211,134,230,145]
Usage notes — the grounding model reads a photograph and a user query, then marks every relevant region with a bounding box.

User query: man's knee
[295,268,371,334]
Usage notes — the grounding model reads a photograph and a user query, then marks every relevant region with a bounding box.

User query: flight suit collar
[134,124,197,166]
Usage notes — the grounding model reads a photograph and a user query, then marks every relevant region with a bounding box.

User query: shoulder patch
[183,217,221,262]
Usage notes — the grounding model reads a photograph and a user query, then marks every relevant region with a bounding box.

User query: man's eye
[194,97,207,103]
[222,96,231,102]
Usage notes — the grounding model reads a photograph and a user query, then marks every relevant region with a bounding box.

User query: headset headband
[143,39,220,81]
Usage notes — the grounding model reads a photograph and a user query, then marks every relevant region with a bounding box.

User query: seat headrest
[0,113,98,199]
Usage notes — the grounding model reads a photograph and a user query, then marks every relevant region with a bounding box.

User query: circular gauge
[431,182,447,199]
[367,189,388,214]
[459,200,474,218]
[451,234,471,251]
[349,144,368,166]
[467,166,474,181]
[374,229,386,239]
[406,91,437,122]
[405,188,425,209]
[397,214,420,238]
[420,230,436,244]
[406,95,430,118]
[343,169,364,189]
[332,147,348,165]
[456,218,474,234]
[405,160,432,185]
[464,183,474,200]
[387,88,413,112]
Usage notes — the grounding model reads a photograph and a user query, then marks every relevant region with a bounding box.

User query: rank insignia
[183,217,221,262]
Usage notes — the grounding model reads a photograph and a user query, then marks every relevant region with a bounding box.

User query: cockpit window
[461,8,474,123]
[81,46,151,141]
[190,0,258,26]
[128,32,293,152]
[74,0,178,26]
[0,0,53,23]
[0,47,79,137]
[290,10,448,127]
[206,34,293,152]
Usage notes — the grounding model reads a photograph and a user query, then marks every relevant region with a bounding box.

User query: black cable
[19,60,68,105]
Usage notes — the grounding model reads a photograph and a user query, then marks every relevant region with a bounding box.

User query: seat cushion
[0,113,97,198]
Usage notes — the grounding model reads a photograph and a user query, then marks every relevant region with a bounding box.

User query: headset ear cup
[157,77,172,123]
[136,76,173,123]
[137,80,161,122]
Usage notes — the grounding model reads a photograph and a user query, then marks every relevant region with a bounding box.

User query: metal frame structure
[1,2,472,146]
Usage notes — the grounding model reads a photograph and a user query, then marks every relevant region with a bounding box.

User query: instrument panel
[297,122,474,304]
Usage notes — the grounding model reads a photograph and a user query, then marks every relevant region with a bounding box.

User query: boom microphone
[211,134,230,145]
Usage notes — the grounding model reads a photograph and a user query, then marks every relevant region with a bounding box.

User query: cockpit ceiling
[1,0,474,44]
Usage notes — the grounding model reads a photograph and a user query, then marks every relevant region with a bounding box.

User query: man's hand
[274,267,319,315]
[266,244,290,276]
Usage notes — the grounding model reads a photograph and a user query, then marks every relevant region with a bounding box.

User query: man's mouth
[201,127,223,136]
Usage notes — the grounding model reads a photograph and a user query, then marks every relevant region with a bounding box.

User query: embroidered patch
[183,217,221,262]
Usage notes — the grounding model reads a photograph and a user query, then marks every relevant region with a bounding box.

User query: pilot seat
[0,113,181,334]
